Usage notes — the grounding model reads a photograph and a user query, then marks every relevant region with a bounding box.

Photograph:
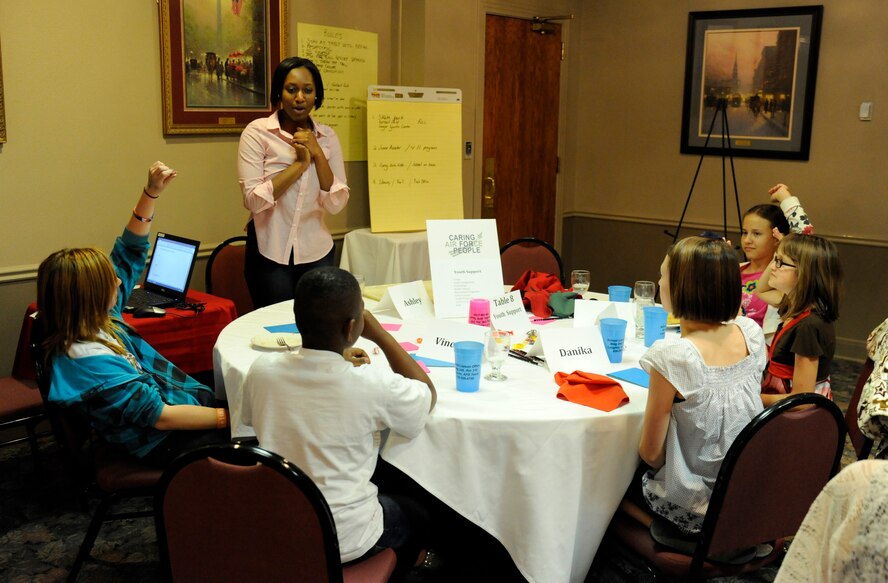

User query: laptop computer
[124,233,200,310]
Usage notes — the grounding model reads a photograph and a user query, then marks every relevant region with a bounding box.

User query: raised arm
[128,161,177,237]
[769,183,814,235]
[360,310,436,411]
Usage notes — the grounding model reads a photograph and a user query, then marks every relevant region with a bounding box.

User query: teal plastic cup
[599,318,627,363]
[608,285,632,302]
[643,306,668,347]
[454,341,484,392]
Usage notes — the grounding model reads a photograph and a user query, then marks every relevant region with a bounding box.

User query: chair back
[205,236,253,317]
[692,393,845,575]
[500,236,564,286]
[845,358,875,460]
[156,443,343,583]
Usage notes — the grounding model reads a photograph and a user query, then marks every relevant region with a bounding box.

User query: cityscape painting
[680,7,823,160]
[159,0,287,135]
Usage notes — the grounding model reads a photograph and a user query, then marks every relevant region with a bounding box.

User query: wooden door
[482,14,562,248]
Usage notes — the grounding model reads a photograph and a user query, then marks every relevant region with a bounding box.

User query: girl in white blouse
[621,236,767,538]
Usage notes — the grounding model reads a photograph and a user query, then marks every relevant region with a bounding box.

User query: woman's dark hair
[270,57,324,109]
[744,203,790,234]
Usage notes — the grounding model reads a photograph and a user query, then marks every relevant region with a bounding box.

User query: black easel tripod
[670,98,744,244]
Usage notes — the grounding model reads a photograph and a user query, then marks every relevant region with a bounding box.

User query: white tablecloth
[213,300,650,583]
[339,227,431,285]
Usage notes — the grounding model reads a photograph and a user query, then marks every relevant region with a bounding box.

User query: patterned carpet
[0,359,865,583]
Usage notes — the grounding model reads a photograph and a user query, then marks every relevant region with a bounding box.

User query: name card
[415,319,487,364]
[372,280,434,320]
[540,325,613,374]
[489,291,531,338]
[427,219,504,318]
[574,300,637,338]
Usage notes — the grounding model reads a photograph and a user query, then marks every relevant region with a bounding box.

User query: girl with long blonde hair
[37,162,229,466]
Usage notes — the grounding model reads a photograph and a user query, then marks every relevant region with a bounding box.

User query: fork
[275,336,295,351]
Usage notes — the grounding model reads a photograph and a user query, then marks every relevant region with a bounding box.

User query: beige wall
[1,0,884,373]
[565,0,887,358]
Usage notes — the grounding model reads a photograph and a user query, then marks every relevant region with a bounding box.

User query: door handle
[482,176,496,209]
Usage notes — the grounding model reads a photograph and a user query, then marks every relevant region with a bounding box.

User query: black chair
[31,316,162,583]
[604,393,846,582]
[500,236,564,286]
[155,443,396,582]
[845,358,876,460]
[205,236,253,317]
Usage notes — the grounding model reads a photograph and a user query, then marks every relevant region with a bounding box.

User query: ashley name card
[371,280,434,320]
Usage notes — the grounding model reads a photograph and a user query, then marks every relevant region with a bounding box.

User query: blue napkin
[607,367,650,388]
[264,323,299,334]
[412,355,454,368]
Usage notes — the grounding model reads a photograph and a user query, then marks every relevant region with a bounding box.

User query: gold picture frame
[158,0,288,135]
[1,35,7,144]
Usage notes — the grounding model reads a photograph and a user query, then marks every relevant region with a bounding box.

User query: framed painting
[0,36,6,144]
[680,6,823,160]
[159,0,288,135]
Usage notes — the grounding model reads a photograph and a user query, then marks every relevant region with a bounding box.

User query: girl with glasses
[759,233,842,405]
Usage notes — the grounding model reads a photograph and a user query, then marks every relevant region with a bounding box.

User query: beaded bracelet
[216,408,230,429]
[142,186,159,199]
[132,208,154,223]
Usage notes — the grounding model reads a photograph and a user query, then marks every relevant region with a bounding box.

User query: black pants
[244,220,335,309]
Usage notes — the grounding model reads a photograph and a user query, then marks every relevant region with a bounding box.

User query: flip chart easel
[367,86,464,233]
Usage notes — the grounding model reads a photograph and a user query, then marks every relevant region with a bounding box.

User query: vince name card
[415,319,487,364]
[489,291,531,338]
[372,281,434,320]
[574,300,637,338]
[427,219,504,318]
[540,326,614,375]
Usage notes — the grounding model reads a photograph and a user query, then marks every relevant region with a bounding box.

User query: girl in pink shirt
[739,184,813,327]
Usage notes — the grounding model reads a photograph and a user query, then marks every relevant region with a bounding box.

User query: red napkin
[511,270,565,318]
[554,371,629,412]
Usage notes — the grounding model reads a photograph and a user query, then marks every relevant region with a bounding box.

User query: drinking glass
[634,280,656,339]
[571,270,591,294]
[485,330,513,381]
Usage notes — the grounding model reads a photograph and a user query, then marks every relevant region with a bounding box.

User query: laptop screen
[144,233,200,295]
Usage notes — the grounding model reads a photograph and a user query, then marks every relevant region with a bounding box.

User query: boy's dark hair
[270,57,325,109]
[293,267,360,341]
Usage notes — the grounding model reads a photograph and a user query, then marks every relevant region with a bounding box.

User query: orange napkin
[554,371,629,412]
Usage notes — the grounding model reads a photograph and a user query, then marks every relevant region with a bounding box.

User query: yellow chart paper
[367,99,463,233]
[297,23,377,161]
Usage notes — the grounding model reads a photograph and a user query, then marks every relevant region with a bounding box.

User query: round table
[213,300,649,583]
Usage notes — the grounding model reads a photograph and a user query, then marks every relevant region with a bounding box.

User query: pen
[509,350,547,367]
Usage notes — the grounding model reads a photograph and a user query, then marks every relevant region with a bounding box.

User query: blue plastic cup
[599,318,627,363]
[454,341,484,392]
[608,285,632,302]
[643,306,668,347]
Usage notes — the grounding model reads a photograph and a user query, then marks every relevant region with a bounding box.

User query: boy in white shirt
[243,266,436,576]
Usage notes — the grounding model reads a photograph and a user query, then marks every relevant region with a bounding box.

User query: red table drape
[13,290,237,380]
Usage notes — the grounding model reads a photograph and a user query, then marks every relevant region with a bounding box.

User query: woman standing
[238,57,349,308]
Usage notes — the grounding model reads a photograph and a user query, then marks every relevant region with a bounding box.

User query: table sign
[415,319,487,365]
[426,219,504,319]
[372,280,434,320]
[540,325,614,375]
[489,291,532,340]
[574,300,637,338]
